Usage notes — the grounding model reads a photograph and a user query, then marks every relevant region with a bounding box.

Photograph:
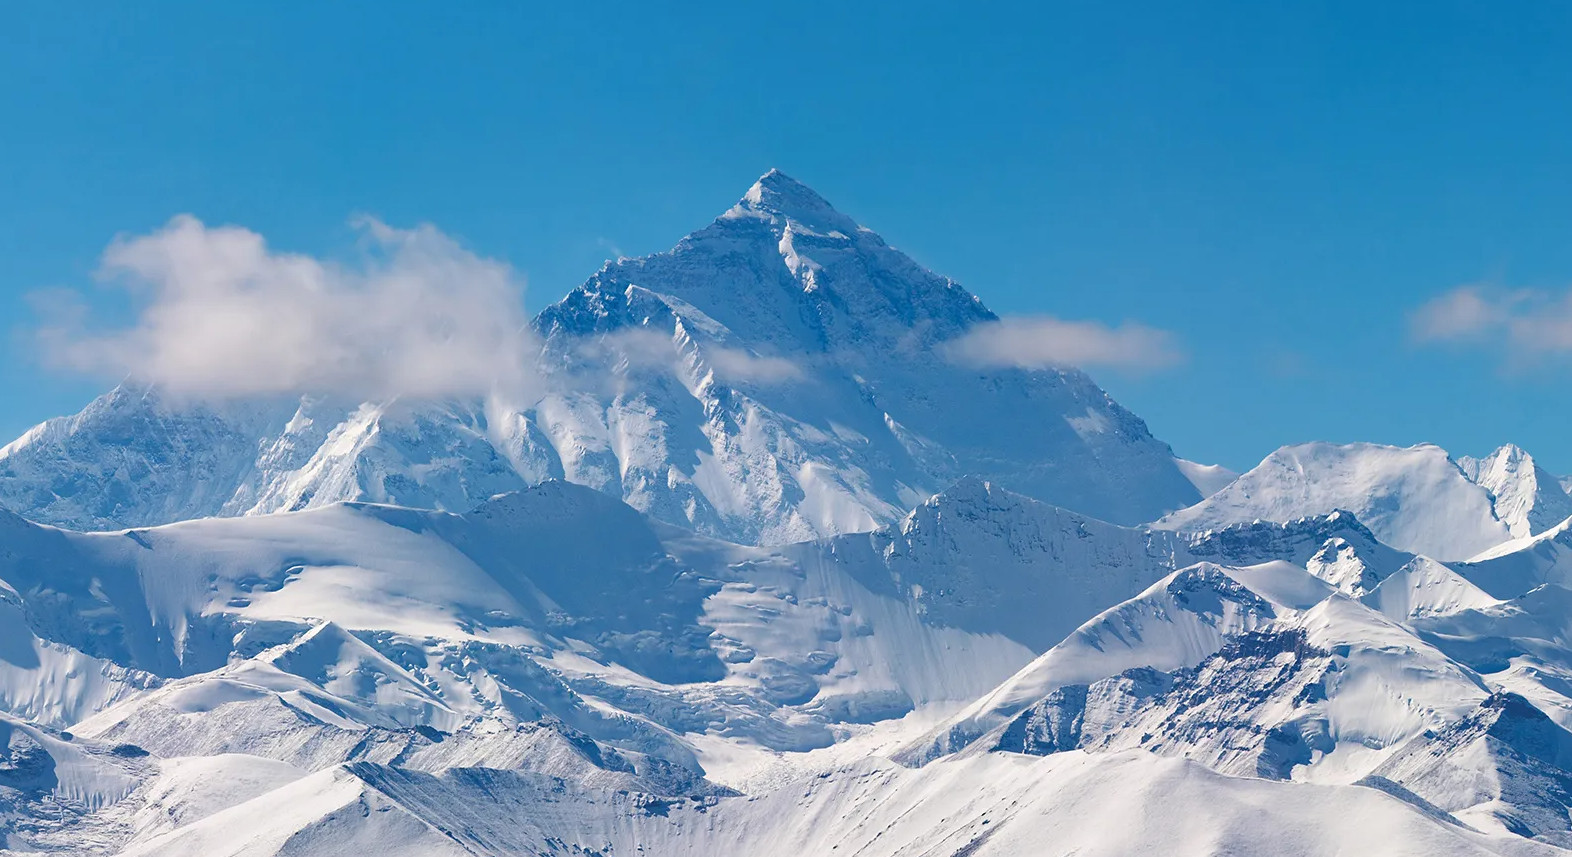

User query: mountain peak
[1460,442,1572,539]
[728,169,858,233]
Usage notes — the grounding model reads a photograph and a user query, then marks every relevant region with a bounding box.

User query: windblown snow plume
[35,215,539,400]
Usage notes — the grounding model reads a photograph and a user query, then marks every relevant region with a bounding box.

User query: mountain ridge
[1157,441,1572,561]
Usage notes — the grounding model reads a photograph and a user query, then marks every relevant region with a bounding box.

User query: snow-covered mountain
[7,171,1572,854]
[1157,442,1572,561]
[0,170,1200,544]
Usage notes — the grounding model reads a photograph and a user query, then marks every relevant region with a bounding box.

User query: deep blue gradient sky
[4,2,1571,472]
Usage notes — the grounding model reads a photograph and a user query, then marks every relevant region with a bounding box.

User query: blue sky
[4,2,1572,472]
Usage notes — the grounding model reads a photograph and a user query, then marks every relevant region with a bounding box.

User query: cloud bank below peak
[940,315,1184,373]
[28,214,1177,406]
[32,215,541,401]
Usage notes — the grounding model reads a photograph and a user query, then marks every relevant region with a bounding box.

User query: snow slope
[111,752,1561,857]
[1456,516,1572,599]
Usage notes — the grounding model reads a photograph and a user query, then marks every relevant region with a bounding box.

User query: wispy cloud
[705,346,803,384]
[572,327,803,387]
[596,237,627,260]
[1410,284,1572,365]
[940,316,1184,373]
[33,215,540,400]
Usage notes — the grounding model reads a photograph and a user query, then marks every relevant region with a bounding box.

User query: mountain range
[3,173,1572,855]
[0,171,1200,545]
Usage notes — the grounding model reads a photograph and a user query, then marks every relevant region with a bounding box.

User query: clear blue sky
[4,2,1571,472]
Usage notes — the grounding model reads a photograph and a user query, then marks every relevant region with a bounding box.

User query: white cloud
[596,237,627,260]
[34,215,540,400]
[1411,284,1572,362]
[705,346,804,383]
[1410,285,1522,342]
[571,327,803,387]
[940,316,1183,373]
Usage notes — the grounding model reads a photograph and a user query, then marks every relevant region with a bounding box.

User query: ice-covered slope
[0,171,1199,542]
[1157,442,1517,560]
[889,503,1572,848]
[898,562,1303,765]
[89,556,1572,856]
[1183,509,1415,596]
[799,476,1181,651]
[0,478,1422,777]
